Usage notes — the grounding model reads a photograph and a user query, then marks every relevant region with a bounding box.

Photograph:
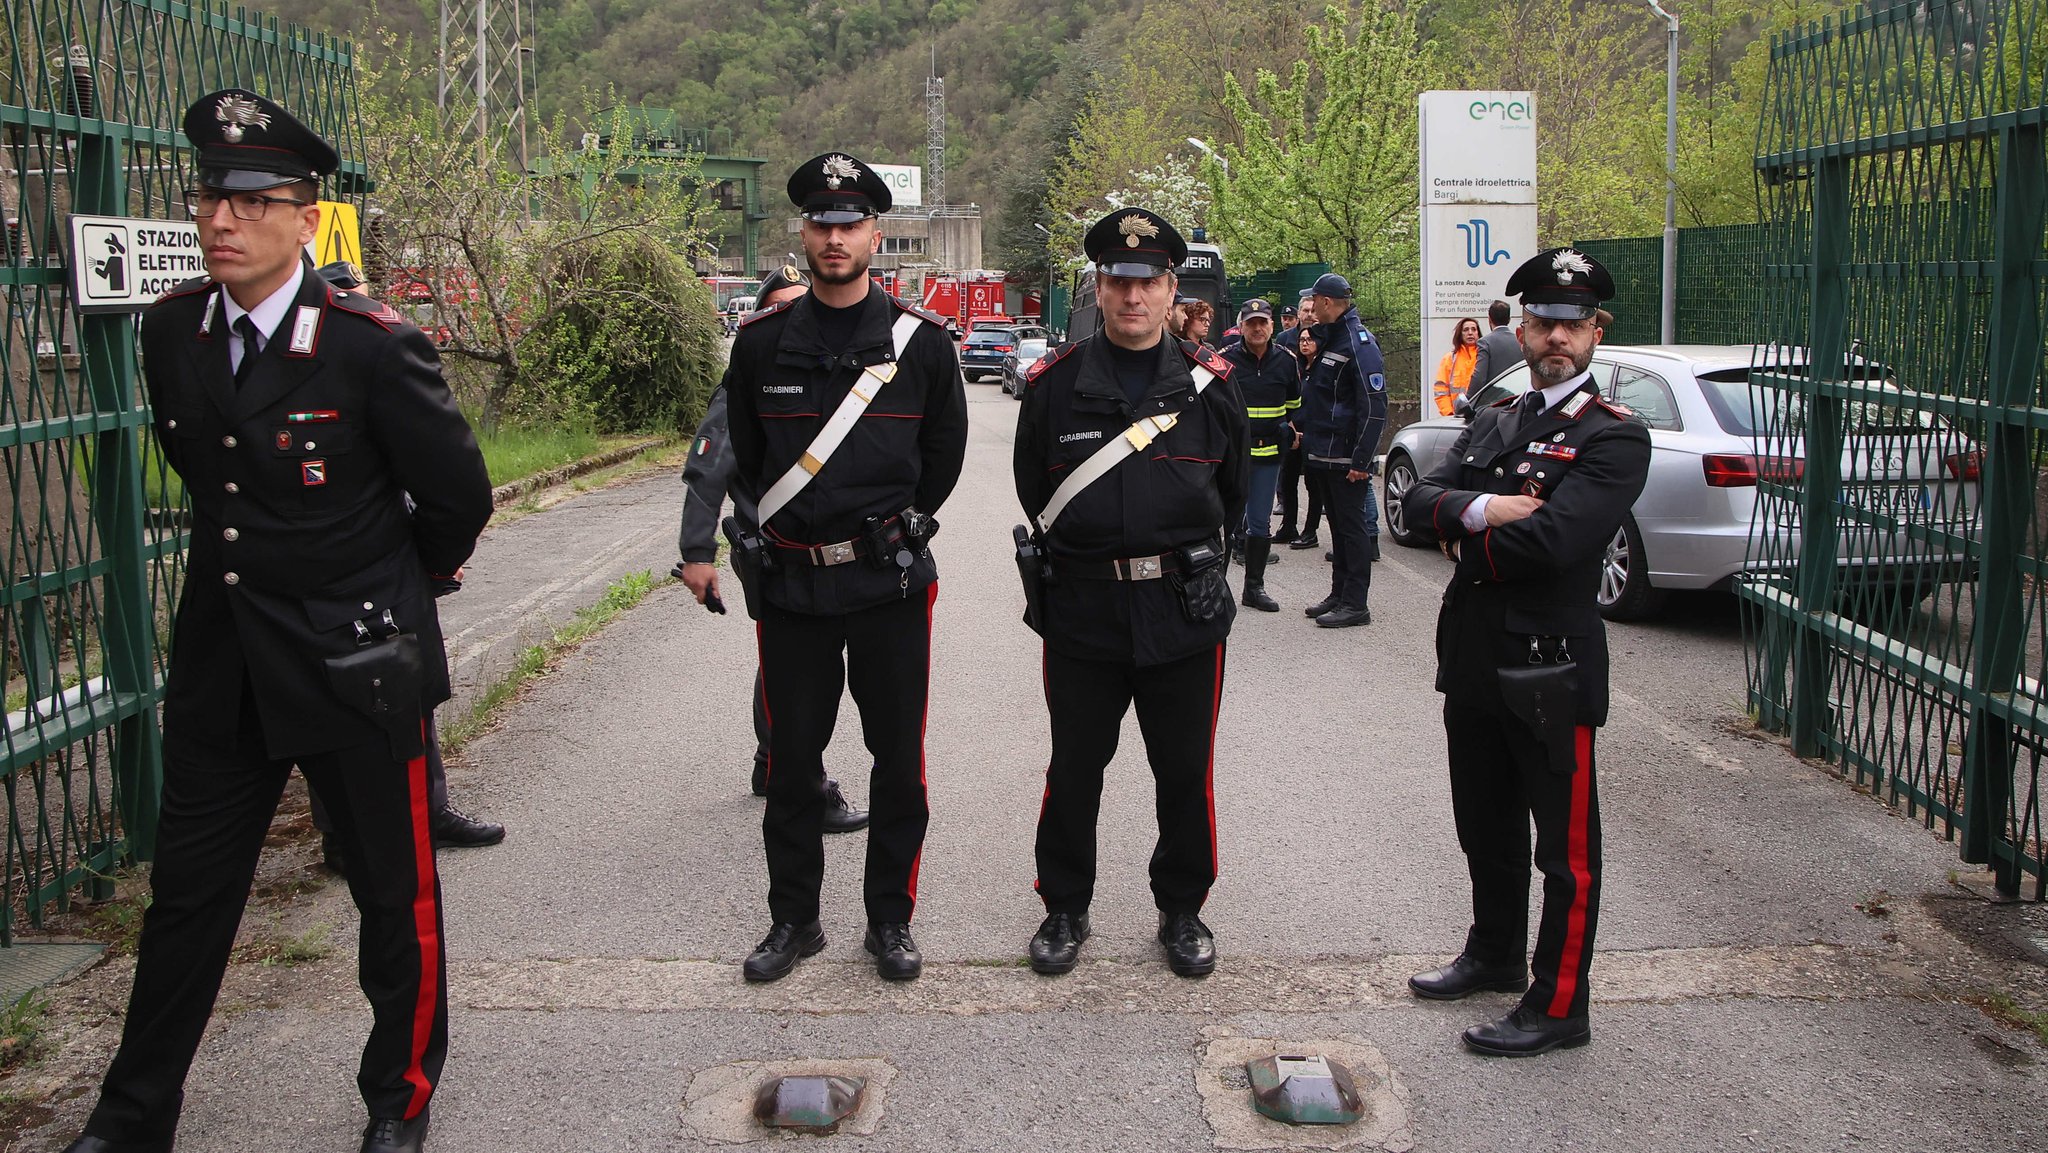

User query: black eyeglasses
[183,188,313,221]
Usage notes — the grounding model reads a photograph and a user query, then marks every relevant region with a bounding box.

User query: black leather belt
[1053,552,1183,581]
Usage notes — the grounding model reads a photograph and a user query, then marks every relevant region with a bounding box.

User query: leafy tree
[1206,1,1443,326]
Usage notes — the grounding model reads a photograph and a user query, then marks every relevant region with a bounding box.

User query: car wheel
[1383,451,1425,548]
[1598,514,1667,621]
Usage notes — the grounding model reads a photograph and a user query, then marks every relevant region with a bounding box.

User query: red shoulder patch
[150,276,213,306]
[1025,340,1078,386]
[1488,393,1518,409]
[1191,341,1232,378]
[1593,396,1636,419]
[738,298,794,328]
[889,296,948,327]
[326,286,406,330]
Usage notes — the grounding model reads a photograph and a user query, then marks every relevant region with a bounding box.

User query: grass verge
[1979,991,2048,1048]
[474,422,639,488]
[439,569,660,754]
[0,992,48,1074]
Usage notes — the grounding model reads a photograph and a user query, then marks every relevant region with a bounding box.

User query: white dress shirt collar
[220,261,306,346]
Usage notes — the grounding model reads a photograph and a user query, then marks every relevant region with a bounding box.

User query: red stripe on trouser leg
[1547,725,1596,1018]
[1204,644,1223,882]
[905,580,938,908]
[401,720,441,1118]
[754,622,772,786]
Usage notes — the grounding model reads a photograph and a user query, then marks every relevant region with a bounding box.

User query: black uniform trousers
[87,680,446,1144]
[1445,699,1602,1020]
[1035,643,1225,915]
[1278,444,1319,535]
[756,583,936,925]
[1307,467,1373,609]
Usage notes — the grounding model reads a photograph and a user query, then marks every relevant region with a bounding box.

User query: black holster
[1496,658,1583,775]
[1013,524,1051,635]
[1167,538,1230,623]
[722,515,776,620]
[322,612,426,760]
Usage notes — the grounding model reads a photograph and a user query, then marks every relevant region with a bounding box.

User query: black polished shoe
[1408,954,1528,1001]
[864,922,922,981]
[1462,1004,1591,1057]
[1302,595,1338,618]
[821,779,871,835]
[1287,532,1321,550]
[1315,605,1371,628]
[431,804,505,848]
[1157,911,1216,977]
[321,831,350,880]
[1028,912,1091,975]
[62,1136,172,1153]
[743,921,826,982]
[1271,526,1298,544]
[1369,535,1382,562]
[360,1107,429,1153]
[751,757,767,797]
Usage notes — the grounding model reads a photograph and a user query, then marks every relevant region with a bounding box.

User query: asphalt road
[14,381,2046,1152]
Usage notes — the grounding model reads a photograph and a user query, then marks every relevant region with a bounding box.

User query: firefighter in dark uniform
[1399,248,1651,1057]
[1296,273,1387,627]
[65,92,491,1153]
[1013,208,1247,978]
[674,263,866,832]
[1217,298,1299,612]
[722,153,968,984]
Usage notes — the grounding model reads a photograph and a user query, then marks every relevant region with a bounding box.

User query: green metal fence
[1573,224,1769,347]
[0,1,365,943]
[1741,0,2046,898]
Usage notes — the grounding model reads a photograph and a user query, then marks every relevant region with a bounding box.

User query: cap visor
[1099,260,1169,279]
[1523,301,1598,321]
[198,167,304,192]
[802,208,872,224]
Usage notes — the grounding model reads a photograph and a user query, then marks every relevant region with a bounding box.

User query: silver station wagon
[1382,344,1983,620]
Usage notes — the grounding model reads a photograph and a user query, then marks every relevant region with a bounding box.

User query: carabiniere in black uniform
[1013,207,1247,979]
[70,91,491,1153]
[723,152,968,984]
[1400,247,1651,1058]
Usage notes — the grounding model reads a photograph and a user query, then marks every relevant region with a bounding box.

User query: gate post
[1961,122,2045,895]
[1789,156,1849,758]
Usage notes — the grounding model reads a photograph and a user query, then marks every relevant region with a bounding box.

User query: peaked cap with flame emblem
[1082,207,1187,279]
[182,89,338,192]
[1503,247,1617,322]
[787,152,893,223]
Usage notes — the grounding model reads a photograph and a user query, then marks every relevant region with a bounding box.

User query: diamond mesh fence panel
[0,1,364,941]
[1741,0,2046,898]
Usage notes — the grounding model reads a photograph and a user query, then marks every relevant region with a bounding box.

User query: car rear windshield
[1017,339,1048,358]
[966,332,1011,345]
[1697,367,1942,437]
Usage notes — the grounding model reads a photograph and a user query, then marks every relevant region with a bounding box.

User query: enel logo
[1468,99,1531,121]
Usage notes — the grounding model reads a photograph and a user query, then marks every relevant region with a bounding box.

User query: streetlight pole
[1186,137,1229,175]
[1646,0,1678,344]
[1032,222,1056,329]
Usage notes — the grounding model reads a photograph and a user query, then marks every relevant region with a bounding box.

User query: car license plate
[1842,482,1930,518]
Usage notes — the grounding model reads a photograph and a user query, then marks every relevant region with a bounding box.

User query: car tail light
[1704,454,1804,487]
[1943,449,1982,481]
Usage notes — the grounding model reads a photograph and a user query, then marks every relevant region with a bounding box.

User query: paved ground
[8,382,2047,1152]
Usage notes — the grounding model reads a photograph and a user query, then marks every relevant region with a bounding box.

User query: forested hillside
[270,0,1834,274]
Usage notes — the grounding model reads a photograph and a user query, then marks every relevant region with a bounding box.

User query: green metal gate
[1742,0,2047,898]
[0,1,365,943]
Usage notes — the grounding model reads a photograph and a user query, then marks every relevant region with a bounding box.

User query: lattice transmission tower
[925,51,945,208]
[438,0,532,170]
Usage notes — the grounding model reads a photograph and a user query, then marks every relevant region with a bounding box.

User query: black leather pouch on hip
[722,515,772,621]
[1168,539,1230,624]
[1496,659,1582,775]
[1012,524,1049,635]
[322,615,426,759]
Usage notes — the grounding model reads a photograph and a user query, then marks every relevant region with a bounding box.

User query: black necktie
[233,316,261,386]
[1513,390,1545,436]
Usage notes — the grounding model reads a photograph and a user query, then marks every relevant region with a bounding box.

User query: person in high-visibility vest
[1433,316,1483,416]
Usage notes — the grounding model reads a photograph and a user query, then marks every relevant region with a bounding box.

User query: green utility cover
[752,1075,865,1131]
[1246,1054,1364,1125]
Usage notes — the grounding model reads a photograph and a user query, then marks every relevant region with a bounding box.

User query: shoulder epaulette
[1488,392,1519,409]
[889,296,949,327]
[738,298,794,328]
[327,286,407,330]
[150,276,212,306]
[1591,396,1635,420]
[1186,339,1232,379]
[1025,339,1081,385]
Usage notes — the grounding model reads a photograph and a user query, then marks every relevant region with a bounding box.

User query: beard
[806,247,872,287]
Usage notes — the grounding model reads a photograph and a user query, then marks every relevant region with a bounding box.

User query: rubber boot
[1241,539,1280,612]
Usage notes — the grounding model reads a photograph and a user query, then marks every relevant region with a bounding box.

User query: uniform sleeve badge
[302,459,327,486]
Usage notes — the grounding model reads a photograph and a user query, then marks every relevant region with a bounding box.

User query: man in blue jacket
[1294,273,1387,628]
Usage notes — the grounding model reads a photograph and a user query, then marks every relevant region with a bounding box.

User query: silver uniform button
[305,441,316,450]
[1493,467,1504,477]
[362,601,374,611]
[223,528,239,541]
[222,435,237,448]
[224,482,239,493]
[223,572,240,586]
[166,419,177,430]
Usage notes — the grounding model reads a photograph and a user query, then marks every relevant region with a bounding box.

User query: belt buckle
[1130,556,1160,581]
[823,541,856,565]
